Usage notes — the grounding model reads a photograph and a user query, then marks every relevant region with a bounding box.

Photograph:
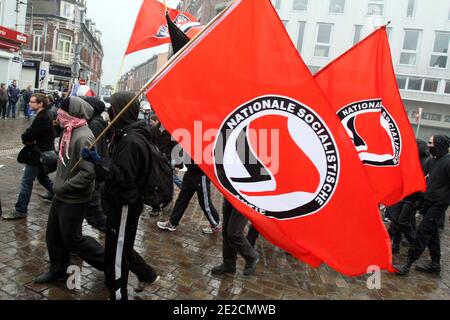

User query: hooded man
[83,97,109,232]
[34,96,105,283]
[82,92,158,300]
[396,135,450,275]
[388,139,430,254]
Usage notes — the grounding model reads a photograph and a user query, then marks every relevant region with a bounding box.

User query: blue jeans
[173,172,182,189]
[7,101,17,118]
[23,103,30,118]
[15,164,54,214]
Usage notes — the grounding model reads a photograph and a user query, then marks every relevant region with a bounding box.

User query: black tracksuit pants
[86,182,107,228]
[105,199,157,300]
[46,198,104,273]
[407,201,449,264]
[222,199,258,268]
[169,171,220,228]
[388,200,418,247]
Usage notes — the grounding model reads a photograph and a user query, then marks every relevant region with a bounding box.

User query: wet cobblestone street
[0,118,449,300]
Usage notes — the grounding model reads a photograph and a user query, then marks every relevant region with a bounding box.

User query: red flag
[315,28,426,206]
[147,0,393,276]
[125,0,201,55]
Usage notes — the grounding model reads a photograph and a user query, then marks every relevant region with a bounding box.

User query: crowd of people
[0,88,449,299]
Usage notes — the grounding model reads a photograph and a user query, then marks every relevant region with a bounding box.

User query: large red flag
[125,0,201,55]
[315,28,426,206]
[147,0,393,276]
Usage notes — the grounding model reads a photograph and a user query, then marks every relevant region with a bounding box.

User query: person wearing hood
[82,97,108,232]
[388,139,430,254]
[81,92,158,300]
[34,96,105,283]
[396,135,450,276]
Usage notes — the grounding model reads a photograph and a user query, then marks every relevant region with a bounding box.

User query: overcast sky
[86,0,181,86]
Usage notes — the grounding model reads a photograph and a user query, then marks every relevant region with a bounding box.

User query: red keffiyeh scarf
[57,108,88,166]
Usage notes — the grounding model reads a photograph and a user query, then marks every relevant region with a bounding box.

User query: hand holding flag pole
[70,0,237,173]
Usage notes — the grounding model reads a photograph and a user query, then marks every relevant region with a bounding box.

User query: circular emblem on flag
[214,96,340,220]
[336,99,401,167]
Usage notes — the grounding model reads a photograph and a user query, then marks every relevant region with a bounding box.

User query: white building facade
[274,0,450,140]
[0,0,28,86]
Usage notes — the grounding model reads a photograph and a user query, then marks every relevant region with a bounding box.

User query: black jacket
[149,123,177,161]
[424,135,450,205]
[96,92,151,205]
[21,108,54,152]
[88,115,108,157]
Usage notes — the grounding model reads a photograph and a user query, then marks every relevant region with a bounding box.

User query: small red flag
[125,0,201,55]
[315,28,426,206]
[147,0,393,276]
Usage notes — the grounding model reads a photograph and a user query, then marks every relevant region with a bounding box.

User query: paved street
[0,117,449,300]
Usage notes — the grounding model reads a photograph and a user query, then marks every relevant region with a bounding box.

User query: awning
[0,39,20,53]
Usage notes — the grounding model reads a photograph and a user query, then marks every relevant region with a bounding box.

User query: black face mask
[429,146,437,157]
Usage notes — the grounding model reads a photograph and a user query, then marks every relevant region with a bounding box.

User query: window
[445,81,450,94]
[422,113,442,121]
[353,25,362,45]
[273,0,281,9]
[57,33,72,63]
[314,24,333,57]
[396,76,407,89]
[423,79,439,93]
[293,0,308,11]
[367,0,384,15]
[32,30,42,52]
[406,0,416,18]
[297,21,306,53]
[60,1,74,20]
[407,77,422,90]
[400,30,420,66]
[430,32,450,69]
[445,115,450,123]
[282,20,288,28]
[329,0,345,14]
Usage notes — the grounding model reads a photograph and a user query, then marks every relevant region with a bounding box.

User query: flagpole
[113,55,126,93]
[162,0,168,11]
[415,108,423,139]
[70,0,238,172]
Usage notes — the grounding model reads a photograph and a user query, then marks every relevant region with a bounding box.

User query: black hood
[83,97,105,116]
[115,120,151,142]
[432,135,450,159]
[417,139,428,158]
[109,92,140,131]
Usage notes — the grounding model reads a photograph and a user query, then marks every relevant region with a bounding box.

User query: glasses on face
[428,141,433,145]
[29,100,37,104]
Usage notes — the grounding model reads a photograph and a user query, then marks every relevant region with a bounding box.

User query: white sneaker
[135,275,160,292]
[202,222,222,234]
[157,220,177,232]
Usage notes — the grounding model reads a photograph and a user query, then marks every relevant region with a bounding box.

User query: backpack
[141,142,174,208]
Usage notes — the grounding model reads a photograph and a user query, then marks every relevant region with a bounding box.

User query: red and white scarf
[57,108,88,166]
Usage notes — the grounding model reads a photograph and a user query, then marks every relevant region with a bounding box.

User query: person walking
[34,96,104,283]
[211,198,260,276]
[395,135,450,276]
[157,156,221,234]
[0,83,8,119]
[82,92,158,300]
[2,94,55,220]
[7,80,20,119]
[83,97,108,232]
[22,85,33,120]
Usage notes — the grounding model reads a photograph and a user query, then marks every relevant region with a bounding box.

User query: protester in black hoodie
[388,139,430,254]
[81,92,158,300]
[396,135,450,275]
[83,97,108,232]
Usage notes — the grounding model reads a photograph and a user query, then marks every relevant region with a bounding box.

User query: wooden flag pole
[70,0,238,172]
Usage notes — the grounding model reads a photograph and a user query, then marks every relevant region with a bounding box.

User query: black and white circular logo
[337,99,401,167]
[214,95,340,220]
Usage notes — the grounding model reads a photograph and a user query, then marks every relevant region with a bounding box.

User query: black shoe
[211,264,236,275]
[415,263,441,275]
[38,192,54,203]
[243,252,260,276]
[394,259,414,276]
[34,271,67,283]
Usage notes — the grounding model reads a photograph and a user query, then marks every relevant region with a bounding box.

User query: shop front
[0,25,28,85]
